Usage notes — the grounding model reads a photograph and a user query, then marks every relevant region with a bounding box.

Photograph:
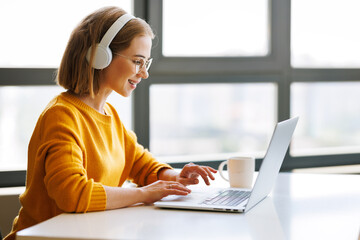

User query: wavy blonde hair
[56,6,154,97]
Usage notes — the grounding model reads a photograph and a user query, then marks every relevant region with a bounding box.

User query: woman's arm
[104,163,217,210]
[103,186,144,210]
[103,180,191,210]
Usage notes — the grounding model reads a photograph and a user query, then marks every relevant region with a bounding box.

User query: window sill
[292,164,360,174]
[0,186,25,196]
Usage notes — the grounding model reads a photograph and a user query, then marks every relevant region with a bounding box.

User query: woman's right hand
[140,180,191,204]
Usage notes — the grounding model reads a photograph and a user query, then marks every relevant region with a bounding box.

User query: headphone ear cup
[86,44,112,69]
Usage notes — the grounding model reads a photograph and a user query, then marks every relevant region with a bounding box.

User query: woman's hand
[177,163,217,186]
[140,180,191,204]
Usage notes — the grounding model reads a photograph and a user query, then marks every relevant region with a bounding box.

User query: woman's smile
[128,79,140,88]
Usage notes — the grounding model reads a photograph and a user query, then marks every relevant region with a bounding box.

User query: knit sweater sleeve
[124,130,172,186]
[39,106,106,213]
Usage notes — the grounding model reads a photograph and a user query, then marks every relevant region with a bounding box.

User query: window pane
[0,0,133,68]
[150,83,277,162]
[291,0,360,68]
[0,86,132,171]
[163,0,269,57]
[0,86,62,170]
[291,82,360,156]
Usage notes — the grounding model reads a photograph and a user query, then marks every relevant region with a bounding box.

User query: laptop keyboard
[201,190,251,206]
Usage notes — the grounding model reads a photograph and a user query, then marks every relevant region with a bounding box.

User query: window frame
[1,0,360,187]
[133,0,360,170]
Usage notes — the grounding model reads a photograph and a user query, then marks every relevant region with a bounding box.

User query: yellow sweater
[5,92,171,240]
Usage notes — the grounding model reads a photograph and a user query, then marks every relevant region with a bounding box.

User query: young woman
[5,6,216,240]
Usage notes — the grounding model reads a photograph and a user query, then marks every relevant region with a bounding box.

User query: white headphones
[86,13,135,69]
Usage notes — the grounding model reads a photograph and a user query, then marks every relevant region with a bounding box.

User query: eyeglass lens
[136,58,152,73]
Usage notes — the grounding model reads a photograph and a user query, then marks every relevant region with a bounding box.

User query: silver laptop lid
[245,117,299,212]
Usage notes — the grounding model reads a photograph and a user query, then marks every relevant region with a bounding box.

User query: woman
[5,6,216,240]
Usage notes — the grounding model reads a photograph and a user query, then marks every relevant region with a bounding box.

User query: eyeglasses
[115,54,153,74]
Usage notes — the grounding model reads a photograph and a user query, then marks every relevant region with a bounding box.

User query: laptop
[154,117,299,213]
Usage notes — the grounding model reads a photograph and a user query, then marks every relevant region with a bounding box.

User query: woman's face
[101,34,152,97]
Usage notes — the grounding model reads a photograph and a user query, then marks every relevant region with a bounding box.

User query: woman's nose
[137,68,149,79]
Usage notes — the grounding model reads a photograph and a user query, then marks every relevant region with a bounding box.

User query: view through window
[150,83,277,162]
[0,0,132,68]
[291,0,360,68]
[291,82,360,156]
[162,0,269,57]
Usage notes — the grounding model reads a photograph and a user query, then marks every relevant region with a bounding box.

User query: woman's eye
[133,60,142,65]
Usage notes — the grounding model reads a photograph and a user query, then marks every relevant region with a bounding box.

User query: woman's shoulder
[39,93,80,123]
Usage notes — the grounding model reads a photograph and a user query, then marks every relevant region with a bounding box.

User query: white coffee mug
[218,156,255,188]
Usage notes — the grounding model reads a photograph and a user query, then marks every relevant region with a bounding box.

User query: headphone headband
[86,13,135,69]
[99,14,135,48]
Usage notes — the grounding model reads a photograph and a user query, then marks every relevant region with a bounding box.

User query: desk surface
[17,172,360,240]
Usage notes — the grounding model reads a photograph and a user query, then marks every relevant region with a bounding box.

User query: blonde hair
[56,6,154,97]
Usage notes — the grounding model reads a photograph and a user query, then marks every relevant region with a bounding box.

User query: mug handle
[218,161,229,182]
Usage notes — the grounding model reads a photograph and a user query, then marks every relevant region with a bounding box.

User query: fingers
[141,181,191,204]
[180,163,217,186]
[178,177,199,186]
[161,181,190,191]
[165,181,191,195]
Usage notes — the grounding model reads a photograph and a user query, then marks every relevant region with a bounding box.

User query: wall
[0,187,24,238]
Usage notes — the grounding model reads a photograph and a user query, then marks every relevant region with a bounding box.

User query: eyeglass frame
[114,54,153,74]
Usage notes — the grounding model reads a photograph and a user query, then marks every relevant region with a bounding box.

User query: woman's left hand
[176,163,217,186]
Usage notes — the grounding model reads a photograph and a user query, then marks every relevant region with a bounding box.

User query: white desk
[16,172,360,240]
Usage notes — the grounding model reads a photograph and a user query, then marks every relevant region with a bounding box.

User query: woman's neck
[68,90,111,115]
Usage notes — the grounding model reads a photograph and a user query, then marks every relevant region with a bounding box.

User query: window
[289,0,360,167]
[0,0,133,181]
[291,0,360,68]
[162,0,269,57]
[0,86,62,170]
[150,83,276,162]
[2,0,360,187]
[0,0,132,68]
[133,0,360,170]
[291,82,360,156]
